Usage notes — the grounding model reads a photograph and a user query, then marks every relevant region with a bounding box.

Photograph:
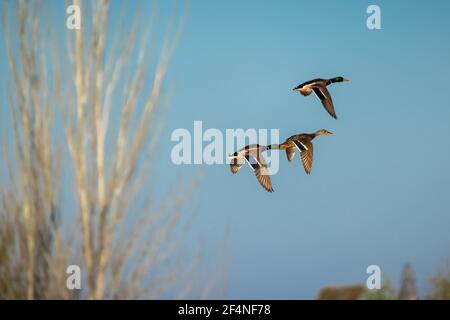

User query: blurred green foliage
[427,261,450,300]
[364,274,398,300]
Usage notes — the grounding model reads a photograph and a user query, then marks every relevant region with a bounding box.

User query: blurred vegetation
[364,274,399,300]
[361,263,450,300]
[0,0,224,299]
[427,261,450,300]
[317,284,365,300]
[398,263,417,300]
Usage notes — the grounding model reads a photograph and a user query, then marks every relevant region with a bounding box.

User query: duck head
[315,129,333,136]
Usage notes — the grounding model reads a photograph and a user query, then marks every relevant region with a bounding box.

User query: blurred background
[1,0,449,299]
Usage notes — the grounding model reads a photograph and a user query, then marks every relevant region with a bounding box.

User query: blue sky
[163,0,450,298]
[2,0,450,299]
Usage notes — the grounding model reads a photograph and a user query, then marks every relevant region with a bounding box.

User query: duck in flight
[273,129,332,175]
[228,144,274,193]
[293,77,349,119]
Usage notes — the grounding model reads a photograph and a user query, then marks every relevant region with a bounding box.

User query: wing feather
[312,86,337,119]
[254,165,274,193]
[286,147,296,162]
[293,140,314,174]
[248,150,274,192]
[230,157,244,174]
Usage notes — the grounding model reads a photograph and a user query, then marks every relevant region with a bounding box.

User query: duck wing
[230,157,244,174]
[286,147,296,161]
[312,85,337,119]
[292,139,314,174]
[231,144,261,173]
[278,141,295,162]
[255,165,274,193]
[294,78,325,89]
[245,152,274,193]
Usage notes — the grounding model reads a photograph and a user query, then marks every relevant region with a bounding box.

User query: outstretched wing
[312,85,337,119]
[286,147,296,162]
[230,157,244,174]
[292,139,314,174]
[246,152,274,193]
[254,166,273,193]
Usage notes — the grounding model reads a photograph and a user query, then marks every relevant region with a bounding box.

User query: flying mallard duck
[228,144,274,193]
[293,77,349,119]
[273,129,332,174]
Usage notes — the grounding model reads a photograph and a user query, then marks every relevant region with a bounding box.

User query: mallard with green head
[270,129,332,174]
[228,144,274,193]
[293,77,349,119]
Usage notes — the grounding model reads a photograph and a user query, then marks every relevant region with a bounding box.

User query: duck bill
[343,78,350,82]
